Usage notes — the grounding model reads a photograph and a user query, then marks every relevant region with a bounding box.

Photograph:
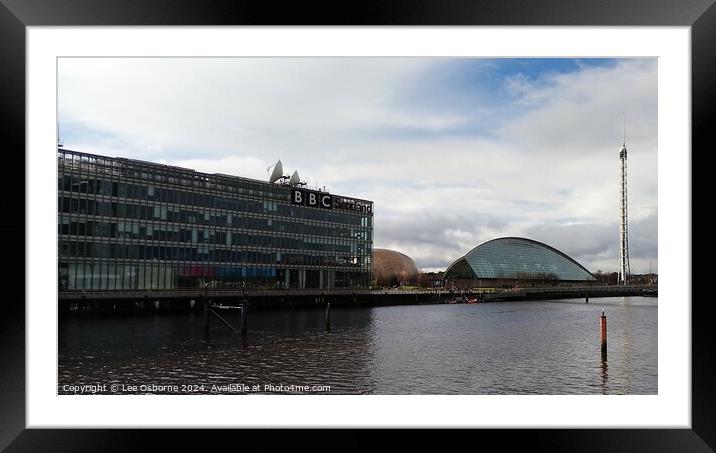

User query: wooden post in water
[240,302,248,335]
[600,310,607,359]
[325,302,331,332]
[203,296,210,337]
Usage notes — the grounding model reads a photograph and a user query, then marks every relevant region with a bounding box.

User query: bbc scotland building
[58,149,373,291]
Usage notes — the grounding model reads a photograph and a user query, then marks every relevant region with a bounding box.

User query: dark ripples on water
[58,297,656,395]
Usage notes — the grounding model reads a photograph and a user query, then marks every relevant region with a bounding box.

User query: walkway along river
[58,285,653,313]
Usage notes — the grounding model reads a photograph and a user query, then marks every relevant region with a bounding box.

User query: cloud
[59,57,658,273]
[500,59,657,155]
[524,211,658,273]
[59,58,437,161]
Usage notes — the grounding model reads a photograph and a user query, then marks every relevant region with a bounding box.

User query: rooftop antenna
[268,160,283,183]
[289,170,300,186]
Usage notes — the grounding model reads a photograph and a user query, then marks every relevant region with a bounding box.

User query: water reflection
[600,358,609,395]
[59,297,657,395]
[60,307,377,394]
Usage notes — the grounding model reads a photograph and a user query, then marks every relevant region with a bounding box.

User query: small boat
[466,297,478,304]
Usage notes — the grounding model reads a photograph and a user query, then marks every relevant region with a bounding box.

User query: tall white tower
[618,140,630,285]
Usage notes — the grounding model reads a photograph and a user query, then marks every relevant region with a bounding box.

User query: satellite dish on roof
[269,160,283,183]
[289,170,300,185]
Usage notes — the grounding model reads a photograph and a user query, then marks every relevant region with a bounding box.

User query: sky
[58,57,658,274]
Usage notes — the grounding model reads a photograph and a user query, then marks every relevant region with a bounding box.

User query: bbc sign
[291,189,372,213]
[292,189,332,209]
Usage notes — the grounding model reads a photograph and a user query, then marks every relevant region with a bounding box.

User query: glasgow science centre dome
[443,237,596,288]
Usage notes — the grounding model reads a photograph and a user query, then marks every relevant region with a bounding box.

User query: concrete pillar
[284,268,290,289]
[299,269,305,289]
[319,270,324,289]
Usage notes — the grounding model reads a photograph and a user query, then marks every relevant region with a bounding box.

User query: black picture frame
[2,0,713,450]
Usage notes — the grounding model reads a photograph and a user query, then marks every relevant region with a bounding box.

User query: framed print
[2,0,714,450]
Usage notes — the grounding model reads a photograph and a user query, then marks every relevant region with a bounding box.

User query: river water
[58,296,657,395]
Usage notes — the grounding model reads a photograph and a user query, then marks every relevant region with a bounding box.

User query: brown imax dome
[373,248,419,287]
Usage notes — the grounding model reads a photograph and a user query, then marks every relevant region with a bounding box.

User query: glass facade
[58,149,373,291]
[444,237,596,282]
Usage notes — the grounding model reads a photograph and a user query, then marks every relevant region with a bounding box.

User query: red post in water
[600,310,607,359]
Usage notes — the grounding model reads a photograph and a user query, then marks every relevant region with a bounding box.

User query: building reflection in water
[59,307,378,394]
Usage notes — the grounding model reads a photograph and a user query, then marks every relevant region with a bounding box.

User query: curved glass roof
[445,237,596,281]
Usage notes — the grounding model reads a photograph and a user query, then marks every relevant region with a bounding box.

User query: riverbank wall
[58,285,655,315]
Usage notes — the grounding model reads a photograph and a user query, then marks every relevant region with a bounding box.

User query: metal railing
[58,284,655,300]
